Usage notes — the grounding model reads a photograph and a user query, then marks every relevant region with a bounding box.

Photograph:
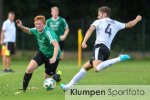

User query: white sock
[66,68,87,88]
[96,57,121,71]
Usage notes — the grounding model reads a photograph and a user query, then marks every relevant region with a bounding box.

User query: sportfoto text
[69,88,145,97]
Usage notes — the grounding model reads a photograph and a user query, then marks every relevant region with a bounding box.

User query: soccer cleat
[7,69,14,72]
[3,69,7,72]
[53,70,62,83]
[18,88,26,93]
[57,70,62,76]
[53,74,61,82]
[53,71,62,82]
[119,54,131,61]
[60,84,69,92]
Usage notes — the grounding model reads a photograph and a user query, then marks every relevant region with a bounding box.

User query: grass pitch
[0,59,150,100]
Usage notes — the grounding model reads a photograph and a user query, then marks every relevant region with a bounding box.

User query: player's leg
[22,51,44,92]
[60,44,99,91]
[67,61,93,87]
[2,55,7,72]
[4,42,14,72]
[93,44,130,71]
[5,42,10,71]
[6,56,11,71]
[89,44,105,72]
[7,42,15,72]
[96,54,130,71]
[44,60,61,82]
[61,61,93,91]
[26,60,38,73]
[22,60,38,91]
[2,44,7,72]
[92,60,102,72]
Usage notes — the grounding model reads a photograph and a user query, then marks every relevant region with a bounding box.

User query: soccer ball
[43,78,56,90]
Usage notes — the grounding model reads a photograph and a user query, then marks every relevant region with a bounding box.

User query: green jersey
[29,26,61,59]
[46,17,68,41]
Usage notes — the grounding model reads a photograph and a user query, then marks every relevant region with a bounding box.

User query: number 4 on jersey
[105,24,112,37]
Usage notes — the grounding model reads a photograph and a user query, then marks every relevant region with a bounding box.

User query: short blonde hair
[51,6,59,12]
[34,15,46,24]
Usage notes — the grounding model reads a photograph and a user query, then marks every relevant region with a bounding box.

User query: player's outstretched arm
[16,19,31,34]
[82,25,95,49]
[49,41,59,64]
[125,15,142,28]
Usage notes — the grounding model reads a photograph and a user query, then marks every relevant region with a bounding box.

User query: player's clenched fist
[16,19,22,27]
[82,42,87,49]
[49,57,56,64]
[136,15,142,22]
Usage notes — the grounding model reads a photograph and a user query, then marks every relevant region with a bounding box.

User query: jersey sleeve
[91,20,100,28]
[115,20,125,30]
[62,18,69,29]
[46,30,58,44]
[29,28,36,35]
[2,22,7,31]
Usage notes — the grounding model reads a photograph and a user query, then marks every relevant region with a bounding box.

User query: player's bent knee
[26,60,38,73]
[26,67,34,73]
[82,67,91,71]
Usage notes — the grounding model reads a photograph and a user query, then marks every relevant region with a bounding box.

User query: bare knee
[83,67,90,71]
[82,64,92,71]
[26,67,34,73]
[26,60,38,73]
[92,60,102,73]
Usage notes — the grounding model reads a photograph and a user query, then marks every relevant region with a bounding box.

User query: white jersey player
[93,18,125,49]
[61,6,142,91]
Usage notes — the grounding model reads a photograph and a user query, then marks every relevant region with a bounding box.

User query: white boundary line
[0,71,22,76]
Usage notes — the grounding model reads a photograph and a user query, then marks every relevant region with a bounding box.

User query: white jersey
[2,19,16,43]
[91,18,125,49]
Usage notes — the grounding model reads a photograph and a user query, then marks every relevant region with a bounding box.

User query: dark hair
[98,6,111,17]
[8,11,15,15]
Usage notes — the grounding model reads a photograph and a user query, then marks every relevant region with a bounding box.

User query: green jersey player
[46,6,69,59]
[16,15,61,92]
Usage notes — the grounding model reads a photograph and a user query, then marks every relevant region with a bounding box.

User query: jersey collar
[52,16,60,21]
[39,26,46,34]
[7,19,14,24]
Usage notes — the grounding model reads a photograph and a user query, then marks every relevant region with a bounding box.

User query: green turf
[0,59,150,100]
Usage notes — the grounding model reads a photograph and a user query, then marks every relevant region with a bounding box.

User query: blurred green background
[0,0,150,58]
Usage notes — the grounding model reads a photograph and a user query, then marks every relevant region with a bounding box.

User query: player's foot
[3,69,7,72]
[53,71,62,82]
[119,54,131,61]
[57,70,62,76]
[7,69,14,72]
[18,88,26,93]
[60,84,69,92]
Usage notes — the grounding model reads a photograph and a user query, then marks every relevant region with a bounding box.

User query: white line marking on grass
[0,72,22,76]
